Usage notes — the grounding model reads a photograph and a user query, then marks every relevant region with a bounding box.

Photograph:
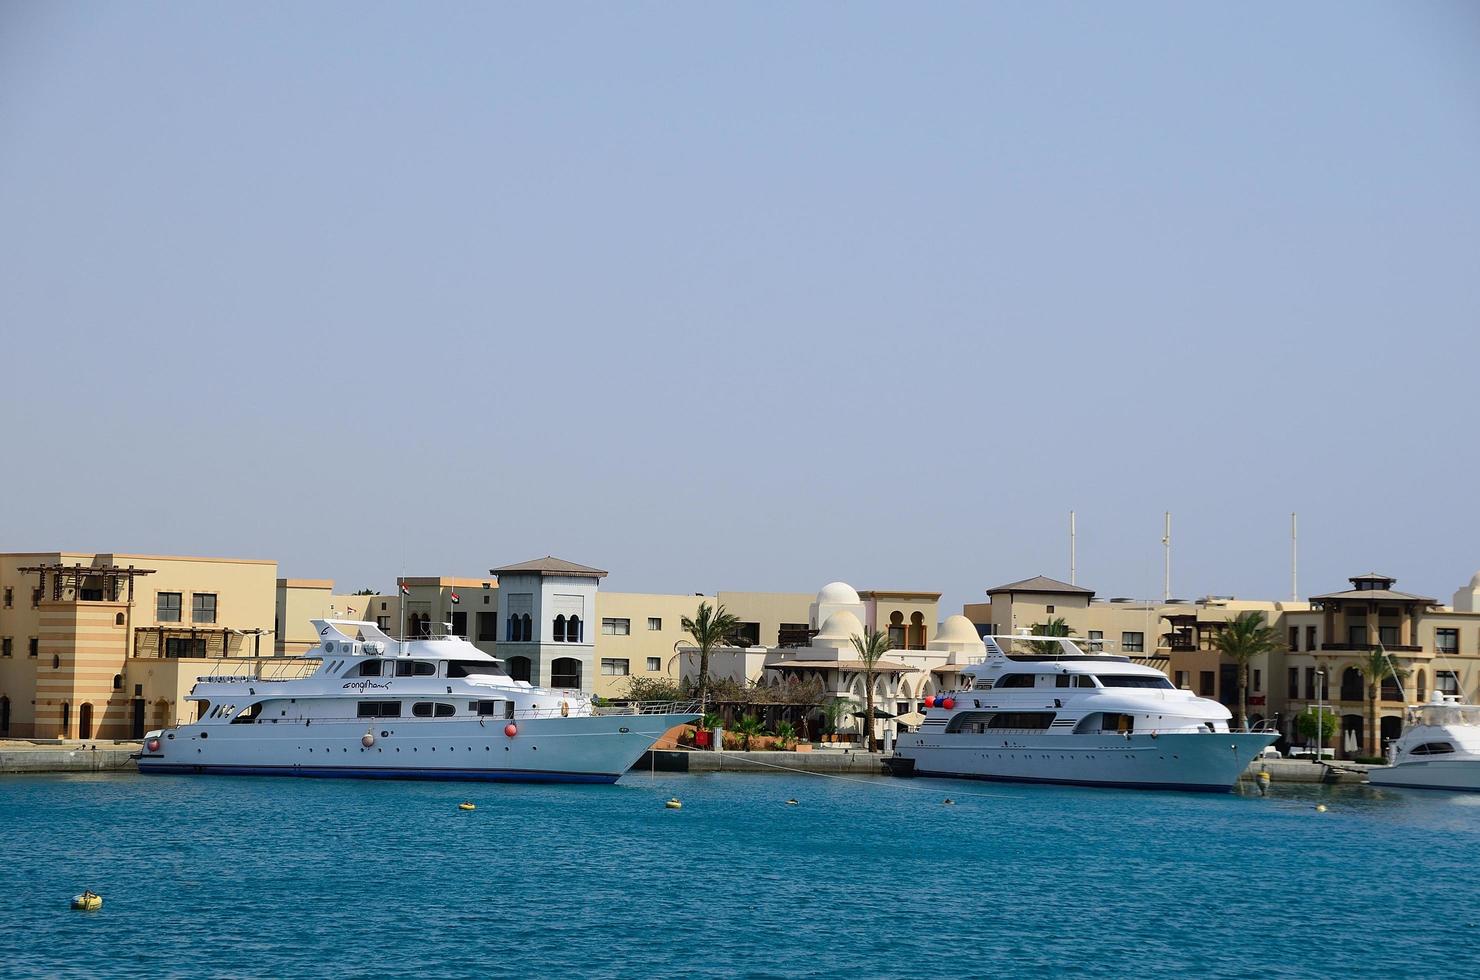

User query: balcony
[1319,642,1422,653]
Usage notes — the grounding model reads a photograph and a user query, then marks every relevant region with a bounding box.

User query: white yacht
[891,635,1276,792]
[136,619,698,783]
[1368,693,1480,792]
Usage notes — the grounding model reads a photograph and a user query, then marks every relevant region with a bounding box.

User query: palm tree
[1029,617,1070,655]
[1210,611,1282,730]
[850,627,893,753]
[732,714,765,751]
[681,601,742,707]
[1357,648,1410,758]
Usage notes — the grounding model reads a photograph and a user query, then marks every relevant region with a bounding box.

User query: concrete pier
[0,741,140,774]
[637,749,888,775]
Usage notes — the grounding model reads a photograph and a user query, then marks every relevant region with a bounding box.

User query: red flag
[450,591,461,604]
[399,581,410,596]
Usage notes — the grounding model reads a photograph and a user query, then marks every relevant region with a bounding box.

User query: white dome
[935,615,980,645]
[817,581,860,605]
[815,610,865,642]
[1469,571,1480,590]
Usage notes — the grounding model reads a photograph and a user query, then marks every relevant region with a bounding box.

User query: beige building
[0,551,279,739]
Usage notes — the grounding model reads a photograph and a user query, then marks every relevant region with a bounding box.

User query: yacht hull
[895,731,1277,792]
[137,713,695,784]
[1367,760,1480,792]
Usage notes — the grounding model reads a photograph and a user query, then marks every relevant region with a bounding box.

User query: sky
[2,2,1478,614]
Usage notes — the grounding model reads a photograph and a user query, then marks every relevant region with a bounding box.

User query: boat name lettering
[342,680,391,692]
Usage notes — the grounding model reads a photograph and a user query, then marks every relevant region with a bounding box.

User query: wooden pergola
[17,562,157,602]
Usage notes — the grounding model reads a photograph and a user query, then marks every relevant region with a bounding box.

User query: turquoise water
[2,771,1479,978]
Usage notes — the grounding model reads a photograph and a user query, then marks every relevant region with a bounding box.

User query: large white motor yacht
[891,635,1276,792]
[1368,693,1480,792]
[136,619,697,783]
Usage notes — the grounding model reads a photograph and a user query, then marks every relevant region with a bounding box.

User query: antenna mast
[1162,511,1171,602]
[1069,510,1077,586]
[1291,511,1299,602]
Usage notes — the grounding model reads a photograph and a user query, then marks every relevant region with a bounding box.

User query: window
[550,658,581,688]
[377,616,392,631]
[356,701,401,718]
[2,587,10,607]
[1437,671,1461,696]
[113,674,123,690]
[394,661,436,677]
[646,657,661,672]
[995,674,1036,688]
[165,638,207,658]
[80,588,104,601]
[1253,669,1262,692]
[1288,667,1299,699]
[566,615,582,642]
[1121,632,1145,653]
[451,611,467,637]
[1379,625,1399,646]
[1411,741,1456,756]
[1288,627,1299,652]
[447,661,501,679]
[412,702,456,718]
[732,622,762,646]
[1094,675,1174,690]
[601,658,630,676]
[554,615,568,642]
[191,593,217,623]
[1175,670,1189,689]
[1087,630,1104,652]
[31,587,41,607]
[1046,605,1055,614]
[945,711,1055,733]
[506,656,532,683]
[1199,671,1216,697]
[1306,625,1317,651]
[474,700,502,716]
[648,618,662,631]
[602,618,630,636]
[28,638,38,658]
[51,654,60,669]
[1437,629,1459,654]
[356,660,382,677]
[1,638,10,658]
[157,592,182,622]
[476,612,498,641]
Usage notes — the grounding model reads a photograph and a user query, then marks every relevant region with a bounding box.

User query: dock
[0,740,140,774]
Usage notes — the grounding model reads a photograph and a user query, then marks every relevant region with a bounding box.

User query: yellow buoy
[1258,771,1272,781]
[458,802,476,811]
[665,797,682,809]
[70,891,102,911]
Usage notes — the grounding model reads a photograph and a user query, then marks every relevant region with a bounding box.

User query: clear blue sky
[3,2,1478,613]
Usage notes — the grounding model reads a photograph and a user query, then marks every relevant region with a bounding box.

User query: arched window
[78,702,93,740]
[506,615,517,642]
[551,657,581,689]
[520,614,532,642]
[60,701,71,738]
[115,612,125,626]
[506,656,532,683]
[887,611,905,649]
[1340,667,1363,702]
[554,615,567,643]
[113,674,123,690]
[1417,669,1427,701]
[567,615,581,643]
[51,654,60,670]
[910,611,926,649]
[0,696,10,734]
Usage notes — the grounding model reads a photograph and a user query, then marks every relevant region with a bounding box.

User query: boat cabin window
[995,674,1036,689]
[1055,674,1099,688]
[395,661,437,677]
[472,700,504,716]
[354,660,383,677]
[1410,741,1455,755]
[230,703,263,725]
[448,661,505,679]
[945,711,1055,733]
[412,701,456,718]
[1093,675,1174,690]
[1070,712,1135,733]
[357,701,401,718]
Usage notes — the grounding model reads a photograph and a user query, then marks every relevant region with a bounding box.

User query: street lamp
[1314,665,1327,759]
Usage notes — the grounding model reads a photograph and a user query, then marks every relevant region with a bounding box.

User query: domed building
[1453,571,1480,614]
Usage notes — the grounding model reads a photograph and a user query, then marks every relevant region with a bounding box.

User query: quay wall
[0,741,140,774]
[638,749,888,775]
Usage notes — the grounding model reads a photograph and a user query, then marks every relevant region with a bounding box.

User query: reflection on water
[2,771,1479,978]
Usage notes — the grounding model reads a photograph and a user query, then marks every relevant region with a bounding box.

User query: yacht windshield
[447,660,506,679]
[1093,675,1174,690]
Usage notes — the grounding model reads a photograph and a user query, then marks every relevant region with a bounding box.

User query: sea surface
[1,769,1477,978]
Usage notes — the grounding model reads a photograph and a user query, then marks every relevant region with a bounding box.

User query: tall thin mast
[1162,511,1171,602]
[1291,512,1299,602]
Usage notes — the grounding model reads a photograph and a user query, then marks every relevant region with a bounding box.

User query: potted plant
[774,721,797,751]
[732,714,765,751]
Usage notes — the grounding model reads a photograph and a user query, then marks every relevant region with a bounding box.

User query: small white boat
[1368,693,1480,792]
